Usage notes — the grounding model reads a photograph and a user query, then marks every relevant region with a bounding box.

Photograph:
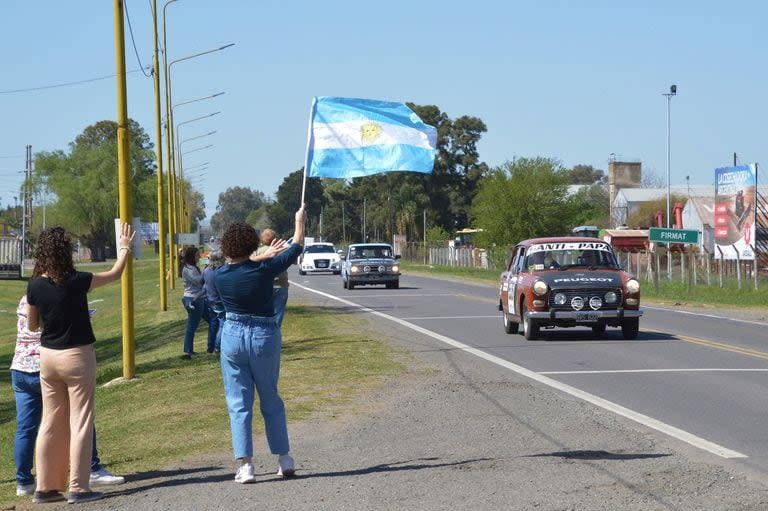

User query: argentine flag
[306,97,437,179]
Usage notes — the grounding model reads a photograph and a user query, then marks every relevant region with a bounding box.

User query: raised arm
[90,223,135,291]
[292,204,306,247]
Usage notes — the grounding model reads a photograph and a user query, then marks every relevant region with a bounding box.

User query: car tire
[522,302,539,340]
[333,271,341,275]
[621,318,639,340]
[591,323,606,338]
[299,270,306,276]
[348,281,355,290]
[503,312,519,334]
[342,278,347,289]
[393,280,399,289]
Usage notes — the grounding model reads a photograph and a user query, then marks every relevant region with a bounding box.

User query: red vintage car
[498,237,642,340]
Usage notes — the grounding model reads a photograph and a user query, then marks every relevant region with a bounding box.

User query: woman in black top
[26,224,134,505]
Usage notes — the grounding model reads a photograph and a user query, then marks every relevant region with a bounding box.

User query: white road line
[401,315,500,320]
[291,281,748,459]
[540,368,768,375]
[337,293,457,298]
[644,306,767,326]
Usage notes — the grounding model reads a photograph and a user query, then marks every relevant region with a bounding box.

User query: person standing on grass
[214,205,305,484]
[203,251,225,354]
[181,246,210,359]
[254,228,291,327]
[26,223,134,505]
[11,295,125,498]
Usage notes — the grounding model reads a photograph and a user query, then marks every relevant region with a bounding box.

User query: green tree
[210,186,266,234]
[34,119,157,261]
[563,164,605,185]
[567,184,611,228]
[266,169,324,237]
[472,157,571,247]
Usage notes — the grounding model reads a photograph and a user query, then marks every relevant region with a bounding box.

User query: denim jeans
[12,370,102,485]
[182,296,208,354]
[220,313,288,459]
[207,302,225,352]
[272,287,289,328]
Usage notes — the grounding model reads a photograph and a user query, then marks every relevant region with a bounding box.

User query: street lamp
[662,84,677,228]
[175,112,219,230]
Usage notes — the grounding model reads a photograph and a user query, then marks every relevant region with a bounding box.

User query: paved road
[291,271,768,477]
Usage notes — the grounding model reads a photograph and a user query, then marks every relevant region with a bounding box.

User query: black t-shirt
[27,271,96,349]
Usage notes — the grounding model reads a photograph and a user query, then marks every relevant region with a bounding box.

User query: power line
[124,0,152,78]
[0,67,151,95]
[0,155,24,159]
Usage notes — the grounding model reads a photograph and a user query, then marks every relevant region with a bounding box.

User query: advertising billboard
[714,164,757,260]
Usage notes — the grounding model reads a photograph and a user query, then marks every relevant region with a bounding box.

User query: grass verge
[0,259,402,506]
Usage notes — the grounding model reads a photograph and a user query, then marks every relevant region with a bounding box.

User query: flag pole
[300,97,317,207]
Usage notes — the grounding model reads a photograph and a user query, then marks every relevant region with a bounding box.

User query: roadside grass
[400,260,768,308]
[0,259,402,506]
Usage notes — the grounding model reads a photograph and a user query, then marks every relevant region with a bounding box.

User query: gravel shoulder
[11,288,768,511]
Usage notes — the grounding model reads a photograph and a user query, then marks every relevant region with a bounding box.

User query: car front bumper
[525,308,643,321]
[349,273,400,284]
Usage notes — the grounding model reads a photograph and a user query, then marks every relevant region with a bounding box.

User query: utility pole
[341,200,346,244]
[151,0,167,311]
[114,0,136,379]
[22,145,33,277]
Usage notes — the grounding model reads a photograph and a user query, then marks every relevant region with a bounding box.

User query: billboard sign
[714,164,757,260]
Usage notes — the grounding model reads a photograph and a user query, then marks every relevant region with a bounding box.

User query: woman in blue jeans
[214,205,305,484]
[181,246,210,359]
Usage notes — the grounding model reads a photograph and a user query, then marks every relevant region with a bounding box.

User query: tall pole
[114,0,135,379]
[663,85,676,282]
[151,0,167,311]
[162,0,178,288]
[363,197,366,242]
[341,200,346,244]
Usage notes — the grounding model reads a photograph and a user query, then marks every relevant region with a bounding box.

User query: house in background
[611,185,713,228]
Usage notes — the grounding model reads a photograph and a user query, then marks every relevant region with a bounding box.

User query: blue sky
[1,1,765,220]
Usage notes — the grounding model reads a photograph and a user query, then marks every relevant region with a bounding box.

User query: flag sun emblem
[360,122,382,143]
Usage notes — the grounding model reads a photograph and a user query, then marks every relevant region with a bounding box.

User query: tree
[266,169,324,237]
[564,164,605,185]
[210,186,266,233]
[34,119,157,261]
[472,157,571,247]
[567,184,611,228]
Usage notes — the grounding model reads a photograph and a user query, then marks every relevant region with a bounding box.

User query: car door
[507,247,525,317]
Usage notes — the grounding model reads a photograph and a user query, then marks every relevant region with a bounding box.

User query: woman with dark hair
[26,223,134,504]
[181,246,208,359]
[214,205,305,484]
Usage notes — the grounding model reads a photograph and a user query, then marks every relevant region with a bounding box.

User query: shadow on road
[524,450,672,461]
[291,457,491,480]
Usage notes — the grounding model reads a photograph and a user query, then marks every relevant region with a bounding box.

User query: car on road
[341,243,401,289]
[299,242,341,275]
[498,237,642,340]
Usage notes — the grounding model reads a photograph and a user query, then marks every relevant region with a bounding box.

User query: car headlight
[391,265,399,272]
[604,291,618,304]
[554,293,567,305]
[350,266,359,273]
[533,280,548,296]
[625,279,640,294]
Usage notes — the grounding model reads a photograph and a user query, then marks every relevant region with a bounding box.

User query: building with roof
[611,185,714,227]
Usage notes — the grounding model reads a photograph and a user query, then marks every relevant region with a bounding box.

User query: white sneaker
[16,483,35,496]
[90,468,125,486]
[277,454,295,478]
[234,463,256,484]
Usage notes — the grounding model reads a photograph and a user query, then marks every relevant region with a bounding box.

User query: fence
[399,243,506,271]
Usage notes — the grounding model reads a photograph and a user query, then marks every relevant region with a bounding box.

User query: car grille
[548,288,623,310]
[314,259,330,268]
[362,265,390,273]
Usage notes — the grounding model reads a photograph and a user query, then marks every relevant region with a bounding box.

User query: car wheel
[299,270,306,276]
[342,278,347,289]
[333,271,341,275]
[393,280,399,289]
[348,281,355,290]
[621,318,639,340]
[591,323,606,338]
[503,311,519,334]
[522,302,539,340]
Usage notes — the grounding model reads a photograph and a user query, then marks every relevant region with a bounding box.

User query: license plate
[575,312,599,321]
[317,262,327,268]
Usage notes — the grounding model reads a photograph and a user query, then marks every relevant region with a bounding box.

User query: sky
[1,1,766,222]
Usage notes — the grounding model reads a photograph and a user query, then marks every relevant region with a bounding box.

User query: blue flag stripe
[314,96,432,130]
[308,144,435,178]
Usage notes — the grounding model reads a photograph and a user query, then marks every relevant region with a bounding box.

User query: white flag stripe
[312,120,434,150]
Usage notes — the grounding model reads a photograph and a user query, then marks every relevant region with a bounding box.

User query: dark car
[341,243,401,289]
[498,237,642,340]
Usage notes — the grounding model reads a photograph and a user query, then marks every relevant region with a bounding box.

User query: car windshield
[524,243,618,271]
[349,245,393,259]
[305,245,335,254]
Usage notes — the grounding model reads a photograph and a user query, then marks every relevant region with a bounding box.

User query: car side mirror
[395,254,401,259]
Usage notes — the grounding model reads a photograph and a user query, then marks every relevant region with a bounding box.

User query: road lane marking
[292,281,747,459]
[338,293,457,298]
[540,368,768,375]
[644,305,767,326]
[643,328,768,362]
[401,315,500,320]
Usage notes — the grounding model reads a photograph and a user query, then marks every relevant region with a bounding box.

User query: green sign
[649,227,699,244]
